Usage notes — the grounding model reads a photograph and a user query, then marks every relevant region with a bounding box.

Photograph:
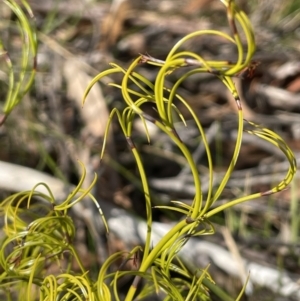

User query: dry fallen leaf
[63,58,110,140]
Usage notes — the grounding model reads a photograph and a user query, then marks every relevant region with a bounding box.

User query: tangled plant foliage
[0,0,37,125]
[0,0,297,300]
[0,163,108,300]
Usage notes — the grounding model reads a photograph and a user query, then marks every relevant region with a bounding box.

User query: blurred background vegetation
[0,0,300,300]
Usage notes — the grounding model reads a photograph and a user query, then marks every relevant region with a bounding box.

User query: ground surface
[1,0,300,300]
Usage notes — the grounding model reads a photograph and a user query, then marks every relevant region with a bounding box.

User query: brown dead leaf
[287,76,300,93]
[63,58,109,140]
[183,0,222,15]
[100,0,132,49]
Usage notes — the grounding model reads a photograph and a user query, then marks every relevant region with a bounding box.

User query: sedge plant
[0,0,297,300]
